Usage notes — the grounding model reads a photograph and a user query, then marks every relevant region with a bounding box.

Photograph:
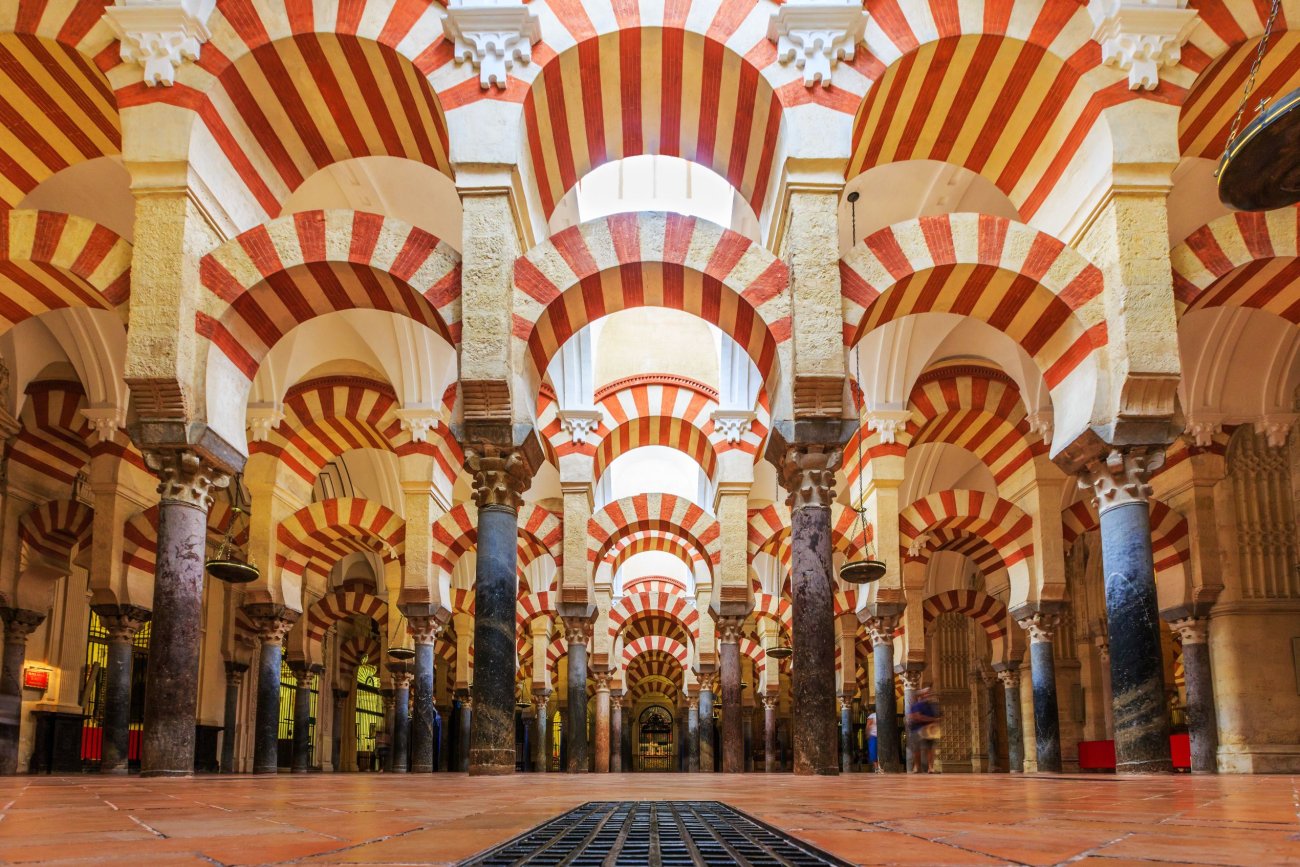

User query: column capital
[242,603,298,647]
[688,694,700,710]
[391,667,415,690]
[561,616,593,646]
[898,668,923,691]
[865,614,900,646]
[0,607,45,643]
[532,689,552,711]
[610,691,625,710]
[463,443,536,512]
[1016,611,1061,645]
[1078,446,1165,513]
[1169,616,1209,645]
[839,695,853,713]
[995,667,1021,690]
[593,671,612,693]
[406,615,444,646]
[92,604,151,643]
[143,447,232,510]
[224,660,249,685]
[715,615,745,644]
[761,695,778,711]
[773,442,842,510]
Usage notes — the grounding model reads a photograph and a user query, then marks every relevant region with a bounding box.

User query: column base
[411,763,433,774]
[252,766,279,775]
[100,767,130,776]
[139,770,193,778]
[1116,759,1174,774]
[469,750,515,775]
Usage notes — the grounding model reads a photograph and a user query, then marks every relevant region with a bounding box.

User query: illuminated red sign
[22,668,49,690]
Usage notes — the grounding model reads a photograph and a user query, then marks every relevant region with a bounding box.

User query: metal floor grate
[459,801,854,867]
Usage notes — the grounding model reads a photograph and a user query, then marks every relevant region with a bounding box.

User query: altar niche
[636,705,675,772]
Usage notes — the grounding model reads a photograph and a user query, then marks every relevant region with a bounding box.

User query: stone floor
[0,773,1297,866]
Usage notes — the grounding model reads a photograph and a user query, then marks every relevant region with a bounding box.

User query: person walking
[907,686,942,773]
[866,711,880,773]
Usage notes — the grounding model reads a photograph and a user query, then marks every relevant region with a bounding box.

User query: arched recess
[606,531,704,580]
[922,589,1009,660]
[842,214,1105,442]
[18,498,93,563]
[198,209,461,449]
[9,379,91,486]
[606,591,700,646]
[899,490,1035,600]
[587,493,721,572]
[276,497,407,587]
[593,416,720,484]
[521,27,785,221]
[0,211,132,335]
[305,585,389,662]
[622,576,689,596]
[622,635,690,672]
[515,212,790,415]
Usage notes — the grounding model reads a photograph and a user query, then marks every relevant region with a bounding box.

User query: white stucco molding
[441,0,542,91]
[864,408,912,445]
[1256,413,1298,449]
[768,0,868,88]
[103,0,215,87]
[245,404,285,444]
[710,410,756,445]
[1087,0,1199,91]
[558,409,603,445]
[396,407,446,444]
[80,406,128,444]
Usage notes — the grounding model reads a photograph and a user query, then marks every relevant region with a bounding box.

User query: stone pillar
[980,669,1000,772]
[1017,612,1063,773]
[288,661,319,773]
[1170,617,1217,773]
[996,666,1025,773]
[406,616,441,774]
[687,694,700,772]
[456,690,471,772]
[464,444,535,776]
[245,606,297,775]
[717,618,745,773]
[899,667,923,773]
[332,687,349,772]
[742,705,755,772]
[762,696,777,773]
[221,661,248,774]
[1095,639,1115,739]
[532,690,551,772]
[92,606,150,774]
[609,692,623,773]
[698,677,715,773]
[1080,448,1173,773]
[390,666,412,774]
[139,450,230,777]
[0,608,44,775]
[773,444,840,775]
[562,618,591,773]
[869,617,903,772]
[593,672,611,773]
[839,696,853,773]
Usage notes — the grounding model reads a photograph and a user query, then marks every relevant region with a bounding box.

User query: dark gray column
[288,662,316,773]
[609,693,623,772]
[532,691,550,772]
[244,606,297,775]
[0,608,44,775]
[93,606,150,774]
[563,620,590,773]
[438,704,451,771]
[698,680,715,772]
[465,444,536,776]
[1170,617,1217,773]
[718,621,744,773]
[995,665,1024,772]
[405,616,441,773]
[1018,612,1063,773]
[742,705,754,772]
[869,618,903,772]
[381,689,396,772]
[621,702,633,771]
[1082,448,1173,774]
[981,670,1000,772]
[762,696,777,772]
[687,694,700,772]
[456,690,471,772]
[221,661,248,773]
[774,443,840,776]
[839,696,853,773]
[390,666,412,773]
[139,450,230,777]
[331,685,348,772]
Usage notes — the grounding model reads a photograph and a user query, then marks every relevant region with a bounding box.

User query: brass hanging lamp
[838,340,887,585]
[205,474,259,584]
[1217,0,1300,211]
[387,608,416,662]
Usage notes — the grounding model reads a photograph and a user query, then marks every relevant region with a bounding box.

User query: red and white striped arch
[1056,497,1190,585]
[429,502,563,583]
[19,498,92,564]
[899,490,1034,578]
[922,590,1008,642]
[621,634,690,672]
[277,497,406,582]
[841,214,1106,391]
[305,585,389,657]
[0,210,131,334]
[588,493,721,570]
[9,380,91,486]
[751,593,792,632]
[516,589,556,631]
[198,209,461,380]
[595,415,719,482]
[515,212,790,401]
[746,502,872,566]
[606,590,700,645]
[338,633,380,672]
[1171,208,1300,322]
[120,505,158,588]
[622,576,689,597]
[605,531,704,579]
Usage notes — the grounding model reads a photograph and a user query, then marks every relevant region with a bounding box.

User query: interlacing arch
[514,212,790,401]
[9,380,91,486]
[622,635,690,671]
[899,490,1034,582]
[305,584,389,660]
[922,590,1009,642]
[588,493,721,571]
[622,576,689,596]
[607,591,700,646]
[338,633,380,672]
[0,210,132,333]
[626,651,685,703]
[1057,498,1191,585]
[1170,209,1300,322]
[841,214,1106,391]
[751,593,792,632]
[18,498,92,563]
[198,210,461,381]
[430,503,562,583]
[605,531,704,580]
[276,498,406,583]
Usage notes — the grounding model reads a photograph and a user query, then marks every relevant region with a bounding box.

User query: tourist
[907,687,942,773]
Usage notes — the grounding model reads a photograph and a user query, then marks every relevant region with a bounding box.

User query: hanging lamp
[1217,0,1300,211]
[387,608,416,661]
[205,474,259,584]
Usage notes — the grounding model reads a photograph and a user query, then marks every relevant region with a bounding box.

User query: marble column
[762,696,777,772]
[621,702,633,771]
[465,444,535,776]
[381,689,396,772]
[0,608,44,775]
[743,705,755,772]
[996,666,1025,772]
[838,696,853,772]
[1018,612,1063,773]
[609,692,623,773]
[687,694,700,772]
[390,666,412,773]
[139,450,230,777]
[288,661,318,773]
[980,669,1000,772]
[1095,640,1115,739]
[456,690,471,772]
[698,677,715,773]
[438,704,451,771]
[406,616,441,774]
[332,686,349,772]
[1171,617,1217,773]
[1081,448,1173,773]
[221,661,248,774]
[593,672,611,773]
[90,606,150,774]
[899,667,923,773]
[774,444,840,776]
[563,618,591,773]
[245,606,298,774]
[717,618,744,773]
[532,691,551,772]
[869,617,903,772]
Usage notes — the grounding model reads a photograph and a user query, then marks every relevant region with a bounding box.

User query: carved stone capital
[593,671,612,693]
[225,660,249,686]
[396,407,445,444]
[697,672,719,694]
[1169,616,1209,645]
[761,695,778,711]
[104,0,215,87]
[688,694,700,710]
[715,616,745,644]
[463,443,535,512]
[144,447,231,510]
[1,607,45,644]
[1017,611,1061,645]
[243,604,298,647]
[898,668,924,691]
[557,409,603,445]
[441,0,542,90]
[406,615,444,646]
[1078,446,1165,513]
[391,667,415,690]
[864,409,912,445]
[710,410,756,445]
[1087,0,1198,91]
[1026,410,1054,446]
[865,614,900,647]
[245,404,284,443]
[1256,414,1298,449]
[80,406,127,445]
[767,0,868,87]
[774,443,841,510]
[1095,638,1111,662]
[562,617,593,646]
[92,604,151,643]
[839,695,854,713]
[995,668,1020,690]
[532,689,551,712]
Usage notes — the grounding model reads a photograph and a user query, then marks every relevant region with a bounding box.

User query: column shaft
[687,699,700,772]
[839,699,852,773]
[719,637,743,772]
[391,676,411,773]
[1030,638,1063,773]
[609,699,622,773]
[0,610,41,776]
[873,638,902,772]
[984,679,1000,772]
[221,663,246,773]
[253,640,283,774]
[533,695,550,772]
[410,639,436,773]
[1174,620,1217,773]
[698,687,715,772]
[594,681,610,773]
[763,700,777,772]
[1000,670,1025,773]
[100,636,136,773]
[789,502,839,775]
[332,689,348,772]
[470,505,519,775]
[457,697,472,772]
[292,673,313,773]
[565,636,588,772]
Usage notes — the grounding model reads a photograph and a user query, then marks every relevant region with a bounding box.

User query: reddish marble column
[762,695,778,773]
[593,672,611,773]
